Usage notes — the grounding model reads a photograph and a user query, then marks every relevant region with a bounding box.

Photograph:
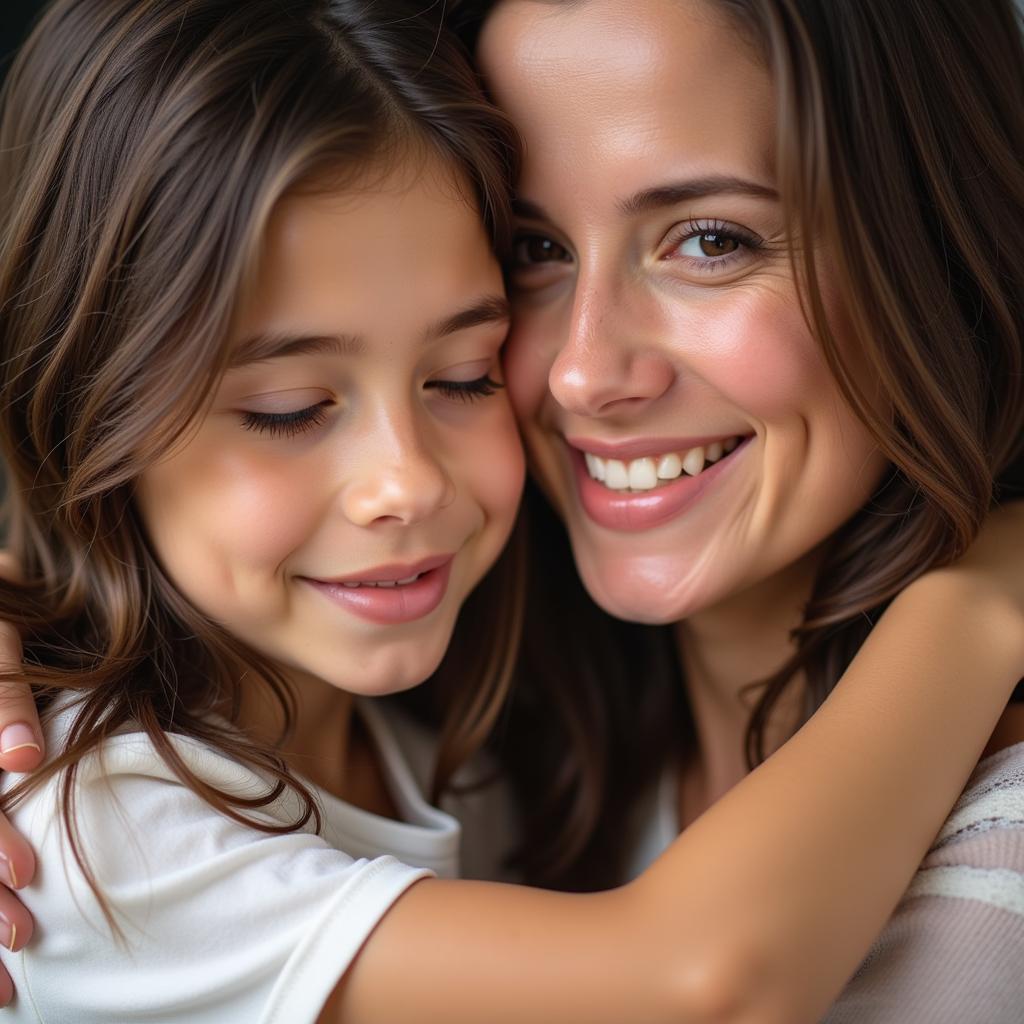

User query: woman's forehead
[478,0,776,213]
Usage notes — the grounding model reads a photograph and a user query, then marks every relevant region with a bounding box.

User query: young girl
[0,0,1020,1022]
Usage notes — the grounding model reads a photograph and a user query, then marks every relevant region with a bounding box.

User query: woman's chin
[575,555,717,627]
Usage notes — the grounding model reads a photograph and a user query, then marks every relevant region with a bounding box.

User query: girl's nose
[341,420,455,528]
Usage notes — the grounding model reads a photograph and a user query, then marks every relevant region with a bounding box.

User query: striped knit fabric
[823,743,1024,1022]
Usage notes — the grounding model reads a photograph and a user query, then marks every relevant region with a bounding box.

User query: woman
[452,0,1024,1016]
[0,0,1020,1021]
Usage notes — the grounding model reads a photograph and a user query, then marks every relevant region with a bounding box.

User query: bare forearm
[634,573,1023,1022]
[339,574,1023,1024]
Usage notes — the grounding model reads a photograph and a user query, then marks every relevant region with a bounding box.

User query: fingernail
[0,723,40,756]
[0,915,16,953]
[0,853,18,890]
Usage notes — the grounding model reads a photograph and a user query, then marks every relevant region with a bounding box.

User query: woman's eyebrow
[512,176,778,227]
[618,175,778,216]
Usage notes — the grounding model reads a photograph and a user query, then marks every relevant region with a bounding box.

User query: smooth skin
[0,6,1023,1022]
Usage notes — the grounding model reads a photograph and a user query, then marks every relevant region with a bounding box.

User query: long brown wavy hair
[453,0,1024,890]
[0,0,524,924]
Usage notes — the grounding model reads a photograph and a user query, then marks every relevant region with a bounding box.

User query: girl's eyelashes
[240,401,332,438]
[240,376,502,434]
[425,374,504,403]
[661,218,764,272]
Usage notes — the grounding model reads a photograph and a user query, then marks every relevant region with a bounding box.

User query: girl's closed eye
[425,359,504,403]
[237,389,335,438]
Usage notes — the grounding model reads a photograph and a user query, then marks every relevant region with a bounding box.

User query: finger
[0,885,33,953]
[0,887,35,1004]
[0,620,43,772]
[0,808,35,892]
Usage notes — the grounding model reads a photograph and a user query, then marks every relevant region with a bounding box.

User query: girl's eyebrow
[229,333,361,368]
[229,295,510,368]
[425,294,509,341]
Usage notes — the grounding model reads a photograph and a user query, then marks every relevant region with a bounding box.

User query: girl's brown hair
[454,0,1024,890]
[0,0,523,922]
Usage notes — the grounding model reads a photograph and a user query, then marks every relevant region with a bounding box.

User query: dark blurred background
[1,1,44,81]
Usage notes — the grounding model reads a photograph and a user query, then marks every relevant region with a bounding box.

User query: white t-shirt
[0,698,517,1023]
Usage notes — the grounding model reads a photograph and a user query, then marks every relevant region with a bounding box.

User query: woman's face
[136,154,524,695]
[479,0,888,624]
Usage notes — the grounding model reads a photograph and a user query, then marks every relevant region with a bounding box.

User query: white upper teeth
[340,572,422,589]
[583,437,744,491]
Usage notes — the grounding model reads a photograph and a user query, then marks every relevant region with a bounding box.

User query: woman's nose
[341,418,455,528]
[548,274,675,418]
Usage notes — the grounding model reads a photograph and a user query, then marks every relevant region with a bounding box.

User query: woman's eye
[425,375,504,403]
[511,234,572,267]
[665,220,761,271]
[240,401,331,438]
[681,232,740,259]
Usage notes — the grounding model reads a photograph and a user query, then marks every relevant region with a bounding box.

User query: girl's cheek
[211,461,323,562]
[503,319,555,424]
[141,442,328,574]
[444,394,526,523]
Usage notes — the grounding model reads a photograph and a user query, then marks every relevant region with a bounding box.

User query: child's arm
[0,509,1020,1022]
[336,504,1024,1024]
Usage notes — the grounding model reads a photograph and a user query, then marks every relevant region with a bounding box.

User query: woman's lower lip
[304,560,453,625]
[571,438,751,532]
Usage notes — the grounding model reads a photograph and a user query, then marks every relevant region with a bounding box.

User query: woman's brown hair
[453,0,1024,890]
[0,0,523,924]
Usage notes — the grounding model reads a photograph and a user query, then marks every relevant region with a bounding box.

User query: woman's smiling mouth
[567,435,754,532]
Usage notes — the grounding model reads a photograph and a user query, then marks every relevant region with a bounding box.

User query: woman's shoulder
[914,737,1024,889]
[824,742,1024,1024]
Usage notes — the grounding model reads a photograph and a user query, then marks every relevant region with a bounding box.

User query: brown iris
[698,232,739,258]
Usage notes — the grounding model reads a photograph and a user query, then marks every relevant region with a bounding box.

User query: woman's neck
[674,552,821,821]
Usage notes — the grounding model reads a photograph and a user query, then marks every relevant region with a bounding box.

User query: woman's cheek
[668,286,830,422]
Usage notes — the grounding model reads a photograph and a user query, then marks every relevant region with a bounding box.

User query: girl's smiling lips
[300,554,454,625]
[566,435,754,533]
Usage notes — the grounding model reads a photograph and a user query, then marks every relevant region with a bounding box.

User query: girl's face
[479,0,888,624]
[136,155,524,695]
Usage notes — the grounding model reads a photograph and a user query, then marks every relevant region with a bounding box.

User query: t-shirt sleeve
[823,747,1024,1024]
[1,734,431,1024]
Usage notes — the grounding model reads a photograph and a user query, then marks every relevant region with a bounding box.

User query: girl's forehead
[229,156,501,360]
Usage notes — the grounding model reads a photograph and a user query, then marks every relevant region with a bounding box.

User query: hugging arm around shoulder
[0,725,429,1024]
[823,742,1024,1024]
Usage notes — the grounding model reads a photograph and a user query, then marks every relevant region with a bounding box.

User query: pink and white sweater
[627,741,1024,1022]
[823,741,1024,1022]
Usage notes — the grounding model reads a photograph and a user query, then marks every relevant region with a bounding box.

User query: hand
[0,551,41,1005]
